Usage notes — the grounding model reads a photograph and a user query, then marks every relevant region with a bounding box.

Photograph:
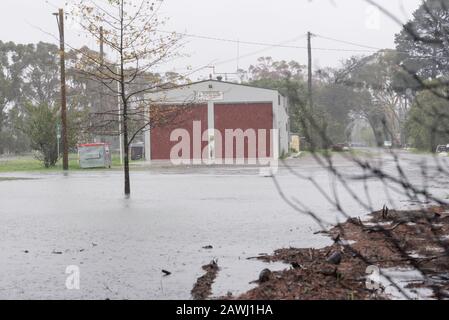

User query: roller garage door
[214,103,273,159]
[150,104,208,160]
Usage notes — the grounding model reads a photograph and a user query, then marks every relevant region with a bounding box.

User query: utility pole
[98,26,105,143]
[307,31,313,111]
[99,26,104,65]
[117,64,124,165]
[54,9,69,170]
[307,31,315,148]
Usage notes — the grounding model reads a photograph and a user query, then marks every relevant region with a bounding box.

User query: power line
[45,1,376,54]
[314,33,449,61]
[314,33,383,51]
[167,28,445,60]
[39,2,449,72]
[44,0,58,9]
[157,30,379,53]
[43,1,449,61]
[166,29,449,61]
[212,34,308,67]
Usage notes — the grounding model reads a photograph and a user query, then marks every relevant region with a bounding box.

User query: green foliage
[395,0,449,79]
[406,86,449,152]
[314,83,368,144]
[246,57,304,82]
[242,57,308,135]
[22,103,59,168]
[0,41,105,155]
[335,51,410,147]
[0,41,60,154]
[246,53,414,149]
[359,125,377,147]
[243,56,375,147]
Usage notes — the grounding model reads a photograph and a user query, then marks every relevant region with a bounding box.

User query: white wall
[277,95,290,156]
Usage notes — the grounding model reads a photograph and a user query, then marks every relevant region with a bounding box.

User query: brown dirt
[191,260,220,300]
[235,206,449,300]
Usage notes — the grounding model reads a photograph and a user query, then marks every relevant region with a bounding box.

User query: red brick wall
[214,103,273,159]
[150,105,208,160]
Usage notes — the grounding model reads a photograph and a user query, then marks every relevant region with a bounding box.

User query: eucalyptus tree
[395,0,449,79]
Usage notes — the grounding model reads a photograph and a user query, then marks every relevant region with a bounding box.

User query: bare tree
[71,0,188,195]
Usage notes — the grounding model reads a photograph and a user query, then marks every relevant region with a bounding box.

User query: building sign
[196,91,224,102]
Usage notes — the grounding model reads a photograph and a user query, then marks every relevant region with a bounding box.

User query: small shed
[78,143,112,169]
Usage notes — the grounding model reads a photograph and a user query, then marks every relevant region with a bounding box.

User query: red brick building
[145,80,289,162]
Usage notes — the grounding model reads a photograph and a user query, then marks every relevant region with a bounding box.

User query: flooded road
[0,150,448,299]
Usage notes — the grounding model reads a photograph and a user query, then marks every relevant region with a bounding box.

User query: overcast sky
[0,0,422,80]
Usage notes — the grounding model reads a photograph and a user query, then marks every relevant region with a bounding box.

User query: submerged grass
[0,154,139,173]
[0,177,37,181]
[295,148,374,159]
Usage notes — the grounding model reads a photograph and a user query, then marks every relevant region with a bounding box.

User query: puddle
[407,251,426,259]
[379,268,434,300]
[211,258,289,298]
[363,222,392,227]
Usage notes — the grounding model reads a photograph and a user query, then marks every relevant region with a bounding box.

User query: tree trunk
[123,113,130,196]
[367,116,383,147]
[430,125,436,154]
[121,88,130,196]
[0,113,4,155]
[124,148,130,195]
[119,0,130,196]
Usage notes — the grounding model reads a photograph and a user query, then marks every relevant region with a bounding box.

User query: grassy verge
[408,148,436,155]
[0,177,37,181]
[293,148,373,159]
[0,154,140,173]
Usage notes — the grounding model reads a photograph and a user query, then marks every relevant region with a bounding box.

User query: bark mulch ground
[191,260,220,300]
[234,206,449,300]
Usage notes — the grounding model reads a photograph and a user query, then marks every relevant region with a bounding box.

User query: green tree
[395,0,449,79]
[0,41,100,155]
[406,85,449,152]
[314,83,366,144]
[0,41,33,154]
[243,56,307,134]
[246,57,304,82]
[22,103,59,167]
[244,57,369,148]
[336,51,411,147]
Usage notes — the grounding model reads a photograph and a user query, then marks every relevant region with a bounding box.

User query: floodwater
[0,150,447,299]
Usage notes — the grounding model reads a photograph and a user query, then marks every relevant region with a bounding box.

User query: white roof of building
[147,80,284,105]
